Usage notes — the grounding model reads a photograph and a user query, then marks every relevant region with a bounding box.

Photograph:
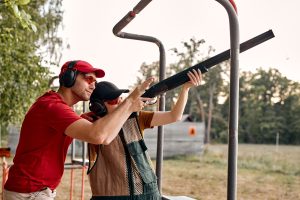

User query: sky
[54,0,300,88]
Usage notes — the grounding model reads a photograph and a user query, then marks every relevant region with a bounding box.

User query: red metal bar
[229,0,237,13]
[0,148,10,158]
[2,159,9,200]
[80,166,86,200]
[69,168,74,200]
[1,148,11,200]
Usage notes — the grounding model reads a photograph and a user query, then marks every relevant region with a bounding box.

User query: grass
[162,144,300,200]
[1,144,299,200]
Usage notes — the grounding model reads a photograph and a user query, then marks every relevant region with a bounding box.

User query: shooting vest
[88,113,161,200]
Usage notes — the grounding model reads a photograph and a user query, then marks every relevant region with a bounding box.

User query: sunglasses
[82,74,97,84]
[105,97,120,105]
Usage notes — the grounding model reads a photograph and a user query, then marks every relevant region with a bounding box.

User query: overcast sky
[54,0,300,88]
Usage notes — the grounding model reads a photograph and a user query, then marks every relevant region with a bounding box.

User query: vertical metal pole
[81,101,86,200]
[82,101,86,166]
[2,157,8,200]
[81,166,85,200]
[70,168,74,200]
[214,1,239,200]
[276,132,279,152]
[71,138,75,162]
[113,32,166,192]
[155,44,166,192]
[112,0,166,193]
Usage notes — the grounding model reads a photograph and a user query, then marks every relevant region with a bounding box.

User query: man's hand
[129,77,155,99]
[126,77,155,112]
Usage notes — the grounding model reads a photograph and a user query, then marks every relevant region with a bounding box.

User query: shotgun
[142,29,275,98]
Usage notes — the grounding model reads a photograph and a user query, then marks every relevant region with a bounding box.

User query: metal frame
[214,1,239,199]
[113,0,240,199]
[113,0,166,192]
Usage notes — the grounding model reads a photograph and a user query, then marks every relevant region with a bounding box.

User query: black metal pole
[112,0,152,35]
[156,42,166,192]
[112,0,166,193]
[215,0,239,200]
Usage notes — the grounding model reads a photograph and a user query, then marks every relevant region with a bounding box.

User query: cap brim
[94,69,105,78]
[106,89,129,100]
[77,68,105,78]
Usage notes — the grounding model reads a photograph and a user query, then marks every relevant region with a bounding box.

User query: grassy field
[1,144,300,200]
[162,144,300,200]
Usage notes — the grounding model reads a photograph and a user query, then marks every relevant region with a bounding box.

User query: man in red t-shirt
[3,60,153,200]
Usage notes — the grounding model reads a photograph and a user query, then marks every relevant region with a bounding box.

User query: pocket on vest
[127,141,157,184]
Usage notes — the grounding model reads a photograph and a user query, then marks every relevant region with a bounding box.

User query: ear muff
[60,60,78,88]
[89,99,107,117]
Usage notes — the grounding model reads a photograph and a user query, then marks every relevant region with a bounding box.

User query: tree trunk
[206,83,215,144]
[193,89,207,143]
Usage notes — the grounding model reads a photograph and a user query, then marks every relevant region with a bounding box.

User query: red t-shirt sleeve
[46,101,82,134]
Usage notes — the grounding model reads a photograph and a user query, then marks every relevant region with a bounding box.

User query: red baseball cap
[60,60,105,78]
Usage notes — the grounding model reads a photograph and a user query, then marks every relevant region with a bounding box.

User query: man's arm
[150,69,201,127]
[65,77,154,144]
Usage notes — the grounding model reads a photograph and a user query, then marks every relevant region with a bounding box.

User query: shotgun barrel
[142,29,275,98]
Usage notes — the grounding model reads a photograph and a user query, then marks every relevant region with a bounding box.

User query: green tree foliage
[280,95,300,144]
[3,0,37,31]
[0,0,63,131]
[231,68,300,144]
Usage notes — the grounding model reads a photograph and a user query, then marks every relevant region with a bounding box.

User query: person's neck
[57,87,78,107]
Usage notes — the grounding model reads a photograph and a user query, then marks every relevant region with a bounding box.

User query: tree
[237,68,300,144]
[2,0,37,31]
[281,94,300,144]
[0,0,64,139]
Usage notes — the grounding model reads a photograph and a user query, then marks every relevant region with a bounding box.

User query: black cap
[90,81,129,101]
